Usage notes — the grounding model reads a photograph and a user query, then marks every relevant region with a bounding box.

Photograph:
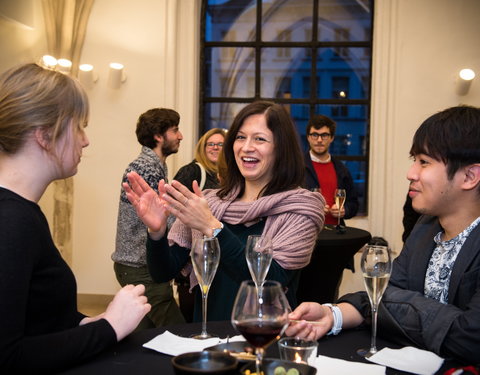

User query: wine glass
[334,188,346,233]
[245,234,273,295]
[232,280,289,375]
[357,245,392,357]
[190,236,220,339]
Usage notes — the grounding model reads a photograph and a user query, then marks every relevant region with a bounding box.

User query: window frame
[199,0,374,215]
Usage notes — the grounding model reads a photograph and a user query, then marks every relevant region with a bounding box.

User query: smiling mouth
[241,157,259,166]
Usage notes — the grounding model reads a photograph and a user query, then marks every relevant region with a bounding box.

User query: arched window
[200,0,373,214]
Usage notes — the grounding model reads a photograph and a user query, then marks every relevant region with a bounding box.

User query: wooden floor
[77,294,112,317]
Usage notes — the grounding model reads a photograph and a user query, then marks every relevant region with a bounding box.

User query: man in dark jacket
[304,114,359,226]
[287,106,480,364]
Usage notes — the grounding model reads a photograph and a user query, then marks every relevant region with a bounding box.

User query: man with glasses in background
[304,114,359,226]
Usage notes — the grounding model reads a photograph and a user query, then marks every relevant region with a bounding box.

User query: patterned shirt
[424,217,480,303]
[112,146,168,267]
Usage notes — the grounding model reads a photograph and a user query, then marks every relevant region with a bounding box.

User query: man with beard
[112,108,185,329]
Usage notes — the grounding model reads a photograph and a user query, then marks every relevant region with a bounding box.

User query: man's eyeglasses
[206,142,224,148]
[308,132,331,140]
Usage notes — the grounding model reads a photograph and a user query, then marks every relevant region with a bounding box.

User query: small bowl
[172,351,238,375]
[241,358,317,375]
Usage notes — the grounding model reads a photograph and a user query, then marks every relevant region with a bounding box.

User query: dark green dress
[146,220,300,322]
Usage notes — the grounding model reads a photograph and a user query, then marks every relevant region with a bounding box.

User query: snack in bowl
[241,358,316,375]
[205,341,258,362]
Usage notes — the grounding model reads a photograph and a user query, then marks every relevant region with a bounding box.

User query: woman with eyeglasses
[124,101,325,322]
[173,128,227,192]
[172,128,226,322]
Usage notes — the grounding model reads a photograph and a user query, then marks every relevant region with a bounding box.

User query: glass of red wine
[231,280,289,375]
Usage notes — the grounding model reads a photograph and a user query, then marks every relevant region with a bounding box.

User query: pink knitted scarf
[168,187,325,288]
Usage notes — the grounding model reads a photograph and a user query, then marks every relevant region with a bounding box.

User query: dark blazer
[339,215,480,364]
[303,150,359,222]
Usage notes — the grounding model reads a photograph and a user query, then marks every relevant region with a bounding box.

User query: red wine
[235,320,284,348]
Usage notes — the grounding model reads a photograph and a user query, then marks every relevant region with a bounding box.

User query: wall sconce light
[56,58,72,74]
[78,64,98,89]
[108,62,127,89]
[40,55,57,69]
[456,68,475,96]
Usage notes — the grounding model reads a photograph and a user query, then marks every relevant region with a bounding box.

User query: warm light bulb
[41,55,57,69]
[79,64,94,72]
[57,58,72,74]
[110,62,124,70]
[78,64,98,89]
[108,62,126,89]
[459,68,475,81]
[456,68,476,96]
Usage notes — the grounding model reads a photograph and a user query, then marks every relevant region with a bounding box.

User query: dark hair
[218,101,305,199]
[410,105,480,179]
[306,114,337,137]
[136,108,180,149]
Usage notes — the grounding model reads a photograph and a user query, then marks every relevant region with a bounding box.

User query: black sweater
[0,188,116,373]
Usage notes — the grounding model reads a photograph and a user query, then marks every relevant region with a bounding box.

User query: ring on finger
[184,198,189,205]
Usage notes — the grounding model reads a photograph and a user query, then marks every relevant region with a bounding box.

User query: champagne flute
[232,280,289,375]
[190,236,220,339]
[334,188,346,227]
[357,245,392,357]
[245,234,273,295]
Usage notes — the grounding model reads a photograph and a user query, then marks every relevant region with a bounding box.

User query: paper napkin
[143,330,244,356]
[312,354,386,375]
[367,346,444,375]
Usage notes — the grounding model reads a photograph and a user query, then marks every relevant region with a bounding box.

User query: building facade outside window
[200,0,373,214]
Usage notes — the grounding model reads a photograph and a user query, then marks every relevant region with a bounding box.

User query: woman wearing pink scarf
[124,101,325,322]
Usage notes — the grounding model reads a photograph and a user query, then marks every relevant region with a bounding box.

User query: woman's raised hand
[162,179,221,237]
[123,171,169,237]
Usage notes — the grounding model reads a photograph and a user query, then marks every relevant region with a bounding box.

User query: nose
[241,137,255,151]
[82,132,90,148]
[406,161,418,181]
[178,130,183,140]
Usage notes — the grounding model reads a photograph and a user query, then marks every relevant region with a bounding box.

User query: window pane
[261,47,311,98]
[204,102,249,130]
[287,103,312,148]
[262,0,314,42]
[344,160,367,215]
[314,104,368,157]
[317,47,371,99]
[205,0,257,42]
[204,47,255,98]
[318,0,372,42]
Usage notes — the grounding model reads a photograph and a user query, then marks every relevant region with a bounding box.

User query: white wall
[71,0,199,294]
[1,0,479,295]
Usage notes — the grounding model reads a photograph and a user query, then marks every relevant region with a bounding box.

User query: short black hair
[136,108,180,149]
[410,105,480,179]
[306,114,336,137]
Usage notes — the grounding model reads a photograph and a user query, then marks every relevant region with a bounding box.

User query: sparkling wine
[246,251,273,288]
[363,274,390,306]
[190,237,220,339]
[245,235,273,290]
[191,251,219,295]
[235,319,284,349]
[335,195,346,209]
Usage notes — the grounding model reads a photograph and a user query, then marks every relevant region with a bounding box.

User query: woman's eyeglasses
[206,142,224,148]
